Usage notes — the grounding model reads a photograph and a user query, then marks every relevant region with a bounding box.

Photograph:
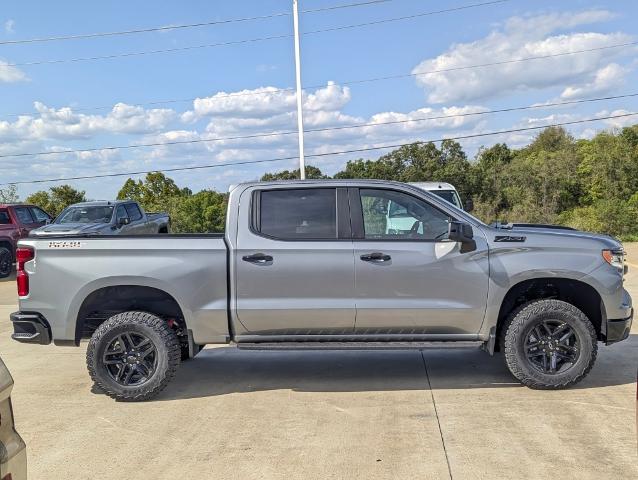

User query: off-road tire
[0,247,12,279]
[87,311,180,401]
[502,299,597,389]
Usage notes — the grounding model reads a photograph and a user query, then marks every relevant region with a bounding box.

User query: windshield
[431,190,462,209]
[56,206,114,224]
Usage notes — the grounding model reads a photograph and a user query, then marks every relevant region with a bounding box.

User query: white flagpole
[292,0,306,179]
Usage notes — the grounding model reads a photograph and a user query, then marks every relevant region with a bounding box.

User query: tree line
[4,124,637,240]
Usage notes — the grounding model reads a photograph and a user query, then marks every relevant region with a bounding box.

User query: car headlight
[602,249,626,275]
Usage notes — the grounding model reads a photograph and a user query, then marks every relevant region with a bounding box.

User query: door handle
[360,252,391,262]
[242,253,273,264]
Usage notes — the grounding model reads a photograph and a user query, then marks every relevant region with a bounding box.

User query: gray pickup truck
[29,200,169,237]
[10,180,633,401]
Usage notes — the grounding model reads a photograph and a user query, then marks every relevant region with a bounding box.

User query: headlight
[602,249,625,275]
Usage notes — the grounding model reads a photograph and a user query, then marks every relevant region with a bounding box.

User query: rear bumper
[605,308,633,345]
[10,312,51,345]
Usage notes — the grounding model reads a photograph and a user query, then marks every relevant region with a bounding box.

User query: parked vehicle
[0,357,27,480]
[0,203,52,278]
[10,180,633,401]
[29,200,170,237]
[409,182,466,210]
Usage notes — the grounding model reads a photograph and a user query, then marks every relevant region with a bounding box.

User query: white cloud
[0,60,27,83]
[411,10,633,103]
[4,19,15,34]
[598,109,638,129]
[0,102,176,141]
[560,63,628,99]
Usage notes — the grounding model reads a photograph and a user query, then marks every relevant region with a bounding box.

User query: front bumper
[605,308,633,345]
[10,312,51,345]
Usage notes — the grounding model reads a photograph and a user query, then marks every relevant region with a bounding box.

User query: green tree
[0,184,19,203]
[169,190,228,233]
[260,165,327,181]
[117,172,190,212]
[26,185,86,216]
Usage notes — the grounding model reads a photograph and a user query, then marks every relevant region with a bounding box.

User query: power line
[1,92,636,160]
[0,1,393,46]
[4,1,510,67]
[1,93,634,159]
[3,39,636,118]
[3,111,636,186]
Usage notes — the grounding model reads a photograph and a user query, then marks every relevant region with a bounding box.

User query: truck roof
[408,181,457,191]
[0,203,39,208]
[65,200,132,207]
[230,178,434,192]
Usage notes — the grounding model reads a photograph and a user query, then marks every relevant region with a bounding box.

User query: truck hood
[30,223,112,236]
[487,223,622,249]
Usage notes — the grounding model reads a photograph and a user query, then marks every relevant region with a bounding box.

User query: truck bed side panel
[17,236,228,344]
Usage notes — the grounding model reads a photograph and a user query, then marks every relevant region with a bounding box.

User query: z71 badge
[48,241,82,249]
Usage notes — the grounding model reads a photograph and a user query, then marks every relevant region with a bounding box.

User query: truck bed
[17,234,229,345]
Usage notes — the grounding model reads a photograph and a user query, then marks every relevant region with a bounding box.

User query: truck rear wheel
[86,311,181,401]
[0,247,12,278]
[502,299,597,389]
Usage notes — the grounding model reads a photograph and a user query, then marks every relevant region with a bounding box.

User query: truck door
[234,186,356,336]
[350,187,489,335]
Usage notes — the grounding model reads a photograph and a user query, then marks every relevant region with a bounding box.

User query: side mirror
[117,217,130,226]
[45,218,52,225]
[464,198,474,212]
[448,221,473,243]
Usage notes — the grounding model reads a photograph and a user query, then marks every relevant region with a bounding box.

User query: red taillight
[16,246,34,297]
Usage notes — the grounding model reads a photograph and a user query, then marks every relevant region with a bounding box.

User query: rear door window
[256,188,337,240]
[30,207,51,223]
[124,203,143,221]
[14,207,34,224]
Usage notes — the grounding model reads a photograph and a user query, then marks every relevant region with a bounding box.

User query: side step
[236,341,484,351]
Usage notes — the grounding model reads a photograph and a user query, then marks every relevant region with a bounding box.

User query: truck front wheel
[86,311,181,401]
[502,299,597,389]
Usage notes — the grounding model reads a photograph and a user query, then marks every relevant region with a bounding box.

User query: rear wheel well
[76,286,186,344]
[495,278,604,350]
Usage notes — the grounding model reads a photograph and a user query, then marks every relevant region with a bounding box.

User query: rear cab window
[253,188,338,240]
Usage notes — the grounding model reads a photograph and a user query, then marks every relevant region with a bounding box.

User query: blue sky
[1,0,637,199]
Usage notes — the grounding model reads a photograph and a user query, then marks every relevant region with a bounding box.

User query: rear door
[350,187,489,336]
[12,207,39,238]
[124,203,148,234]
[234,186,356,335]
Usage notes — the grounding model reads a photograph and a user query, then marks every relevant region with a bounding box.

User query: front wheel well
[495,278,604,350]
[76,285,186,344]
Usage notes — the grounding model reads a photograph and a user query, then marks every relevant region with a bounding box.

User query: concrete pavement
[0,247,636,480]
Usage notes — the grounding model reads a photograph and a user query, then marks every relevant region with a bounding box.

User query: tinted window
[30,207,51,222]
[0,210,11,224]
[258,188,337,240]
[14,207,34,224]
[57,206,114,224]
[124,203,143,221]
[431,190,462,209]
[116,205,129,222]
[360,189,450,241]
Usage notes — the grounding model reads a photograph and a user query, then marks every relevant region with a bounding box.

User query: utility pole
[292,0,306,179]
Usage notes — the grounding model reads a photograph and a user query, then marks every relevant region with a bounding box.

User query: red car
[0,204,52,278]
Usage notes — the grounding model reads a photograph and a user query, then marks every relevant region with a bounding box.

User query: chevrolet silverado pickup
[0,203,52,278]
[10,180,633,401]
[29,200,170,237]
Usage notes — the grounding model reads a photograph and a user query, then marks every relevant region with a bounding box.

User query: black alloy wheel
[523,320,580,374]
[102,332,158,387]
[0,247,12,278]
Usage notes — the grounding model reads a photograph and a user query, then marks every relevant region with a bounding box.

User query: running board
[236,341,484,351]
